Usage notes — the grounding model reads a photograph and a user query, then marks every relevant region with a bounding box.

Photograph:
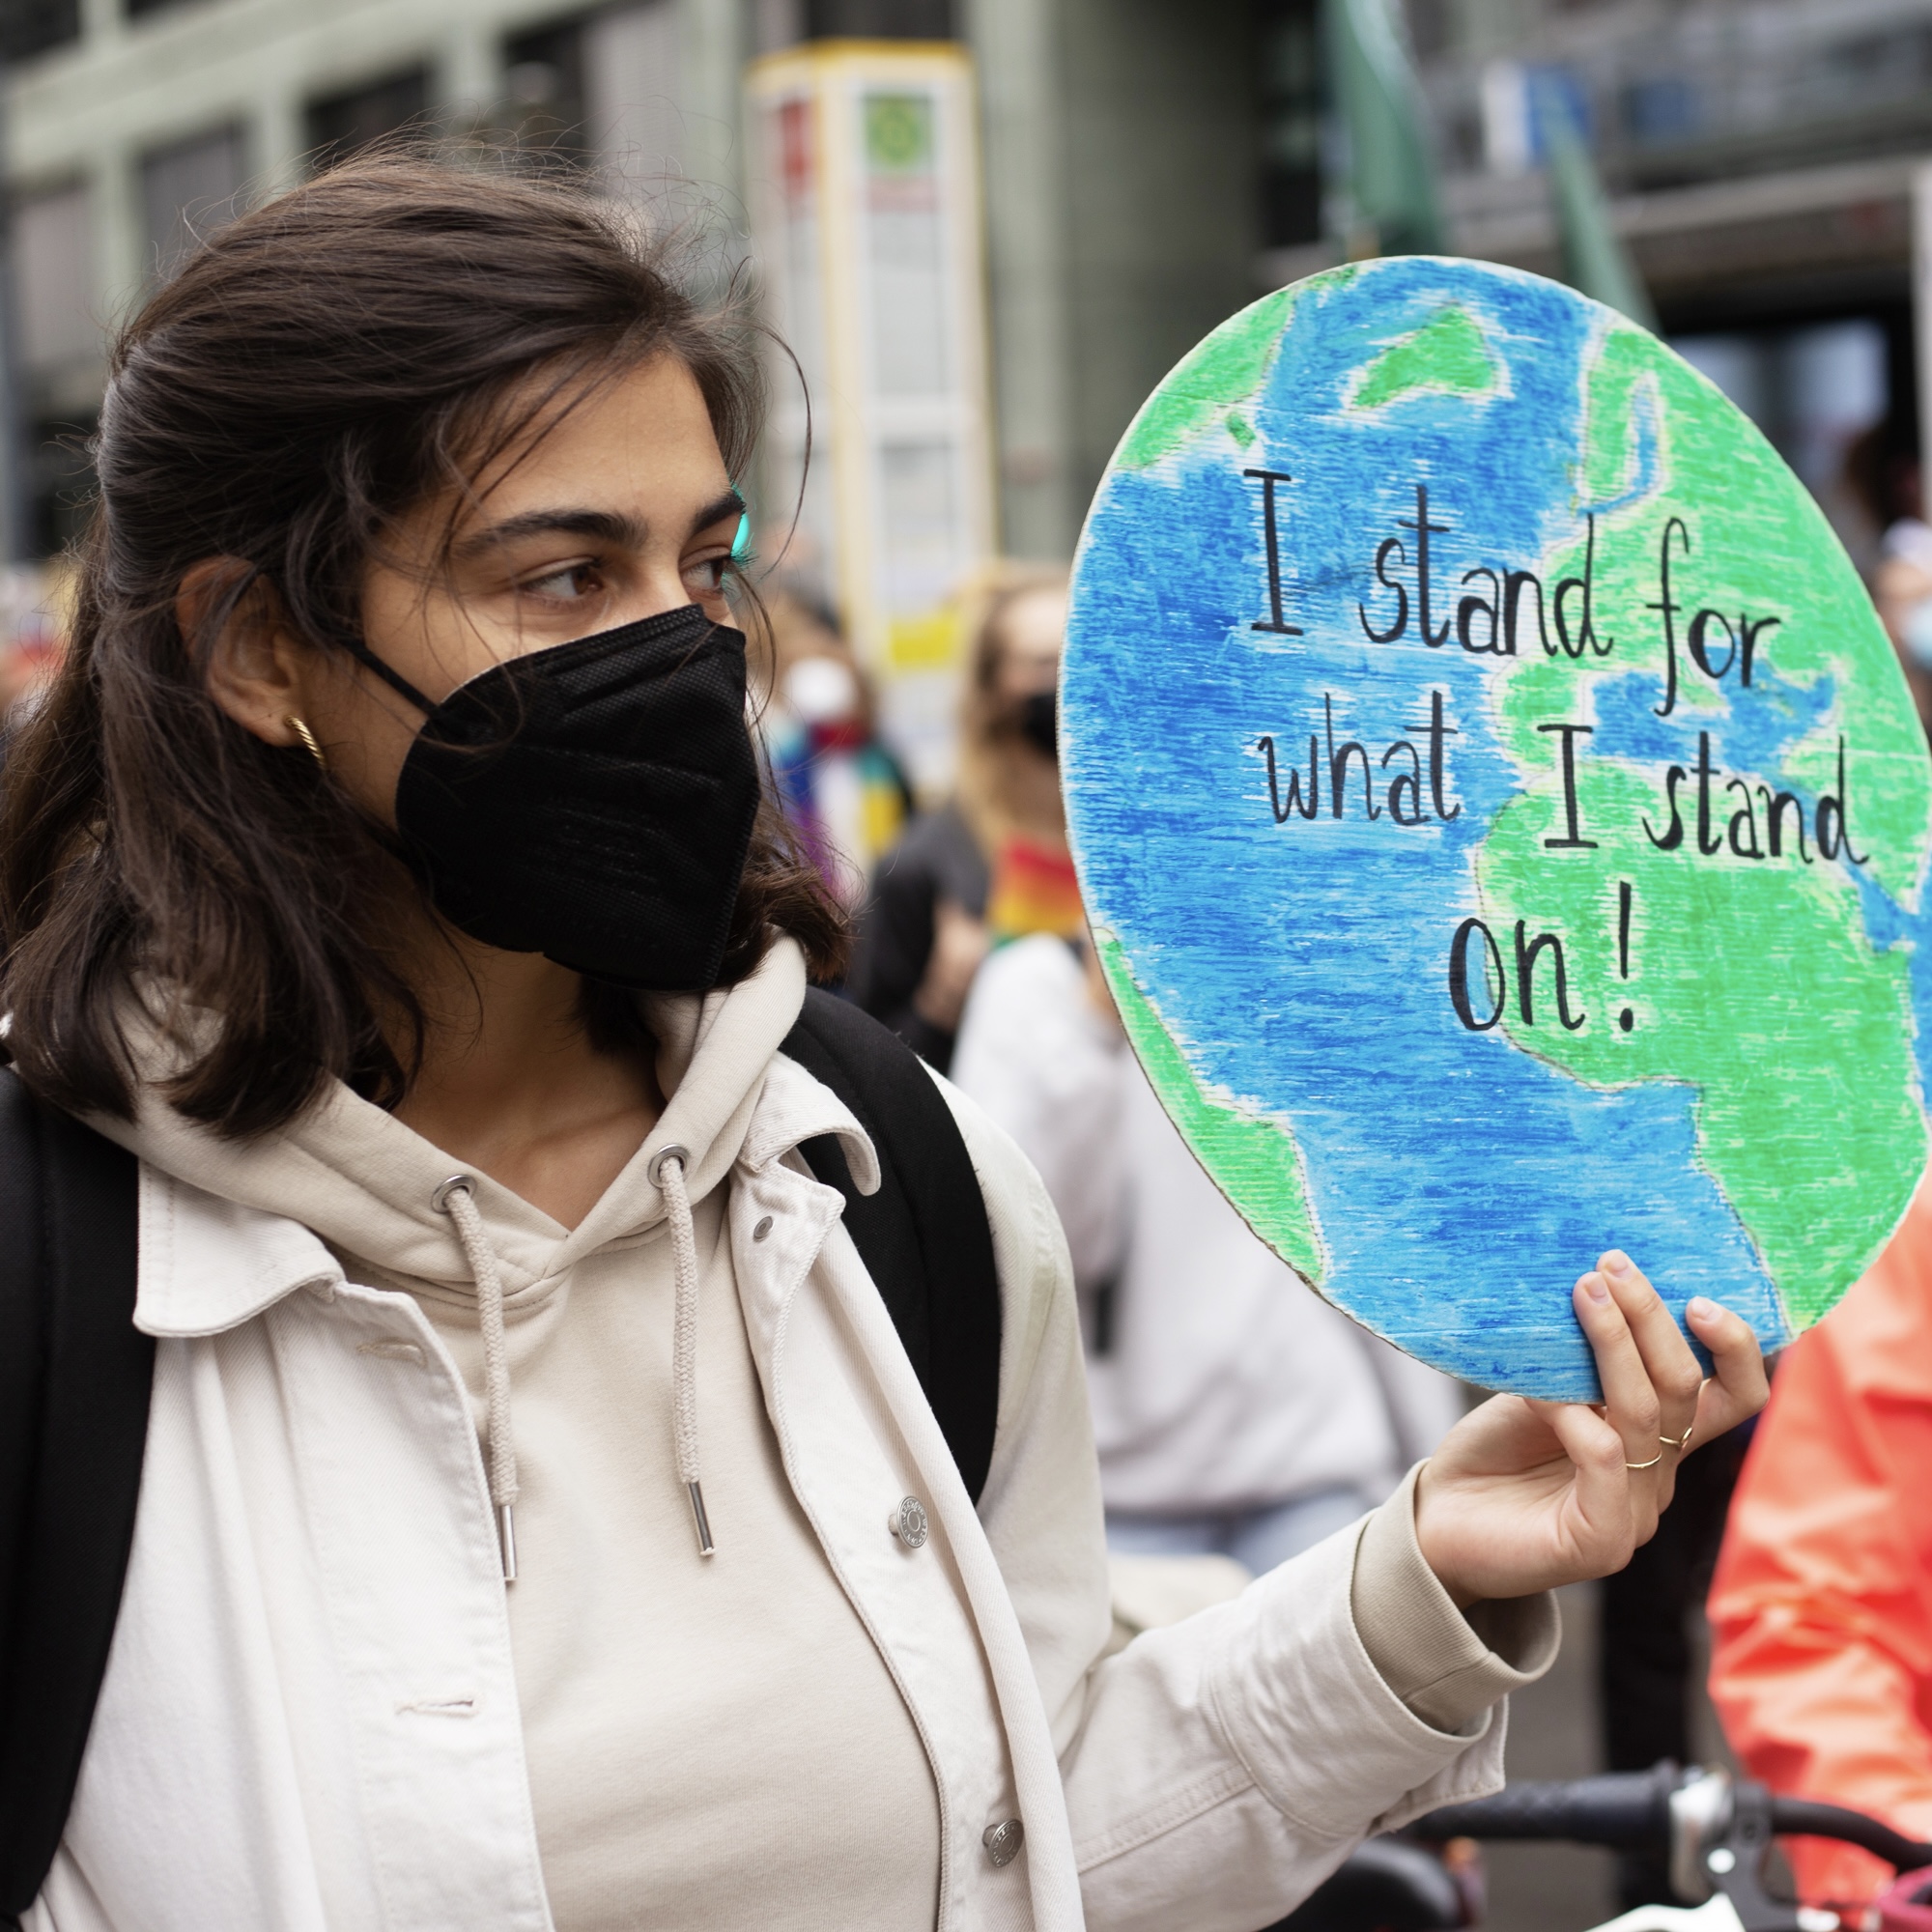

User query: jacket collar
[742,1052,880,1191]
[135,1168,345,1338]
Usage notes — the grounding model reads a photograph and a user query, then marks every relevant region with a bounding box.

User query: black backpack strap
[0,1069,149,1918]
[779,988,1003,1503]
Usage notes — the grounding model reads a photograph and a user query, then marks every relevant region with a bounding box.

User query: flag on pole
[1323,0,1444,257]
[1535,77,1658,330]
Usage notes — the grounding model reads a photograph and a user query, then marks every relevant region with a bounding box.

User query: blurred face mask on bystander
[989,584,1067,762]
[1015,690,1056,758]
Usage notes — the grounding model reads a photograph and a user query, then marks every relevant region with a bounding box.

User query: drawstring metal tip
[687,1481,715,1558]
[498,1502,518,1583]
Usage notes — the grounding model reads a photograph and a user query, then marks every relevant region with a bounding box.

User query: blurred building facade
[1,0,1927,575]
[1400,0,1932,570]
[0,0,1266,574]
[0,0,753,554]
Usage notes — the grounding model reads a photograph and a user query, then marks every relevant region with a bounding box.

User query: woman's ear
[183,559,310,750]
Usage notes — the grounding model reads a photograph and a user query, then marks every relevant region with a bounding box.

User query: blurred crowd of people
[0,563,66,754]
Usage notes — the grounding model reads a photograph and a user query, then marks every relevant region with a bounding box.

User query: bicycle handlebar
[1767,1798,1932,1874]
[1284,1769,1932,1932]
[1411,1769,1675,1849]
[1411,1769,1932,1872]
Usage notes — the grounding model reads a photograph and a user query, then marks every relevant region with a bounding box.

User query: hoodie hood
[93,936,810,1305]
[93,936,816,1577]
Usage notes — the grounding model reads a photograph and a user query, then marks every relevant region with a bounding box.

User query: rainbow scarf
[986,835,1084,942]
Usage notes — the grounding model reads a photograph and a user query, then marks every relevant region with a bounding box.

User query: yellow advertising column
[746,40,996,800]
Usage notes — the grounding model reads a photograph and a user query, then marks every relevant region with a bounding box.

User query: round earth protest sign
[1062,255,1932,1399]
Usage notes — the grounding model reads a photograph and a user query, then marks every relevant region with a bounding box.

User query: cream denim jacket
[31,1044,1534,1932]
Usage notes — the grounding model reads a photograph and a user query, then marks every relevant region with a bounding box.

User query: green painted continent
[1350,305,1502,413]
[1117,283,1304,474]
[1463,317,1931,1328]
[1494,323,1932,903]
[1473,761,1925,1326]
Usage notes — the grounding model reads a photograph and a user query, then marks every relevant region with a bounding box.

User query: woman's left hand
[1413,1253,1769,1606]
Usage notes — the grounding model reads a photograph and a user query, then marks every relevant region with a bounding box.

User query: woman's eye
[685,554,731,596]
[522,562,602,602]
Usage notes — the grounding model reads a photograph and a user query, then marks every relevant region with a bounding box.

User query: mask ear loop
[340,638,436,715]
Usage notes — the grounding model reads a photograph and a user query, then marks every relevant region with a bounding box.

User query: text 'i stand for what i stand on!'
[1241,469,1866,1038]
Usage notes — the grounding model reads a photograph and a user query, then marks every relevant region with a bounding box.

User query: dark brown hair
[0,156,846,1138]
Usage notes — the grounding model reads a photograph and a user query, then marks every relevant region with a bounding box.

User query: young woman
[853,567,1073,1072]
[0,158,1766,1932]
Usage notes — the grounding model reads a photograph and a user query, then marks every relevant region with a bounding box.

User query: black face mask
[1017,690,1058,759]
[348,604,761,990]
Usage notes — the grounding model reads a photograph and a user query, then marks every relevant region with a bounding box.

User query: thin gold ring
[284,715,327,772]
[1662,1380,1708,1452]
[1625,1452,1664,1470]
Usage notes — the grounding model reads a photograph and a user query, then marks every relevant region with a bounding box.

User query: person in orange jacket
[1707,1181,1932,1907]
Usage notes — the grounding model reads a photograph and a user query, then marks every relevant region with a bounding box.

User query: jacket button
[753,1216,773,1241]
[890,1496,928,1549]
[983,1819,1024,1867]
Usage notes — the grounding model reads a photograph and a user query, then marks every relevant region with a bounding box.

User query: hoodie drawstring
[648,1144,714,1559]
[433,1151,713,1583]
[433,1175,521,1583]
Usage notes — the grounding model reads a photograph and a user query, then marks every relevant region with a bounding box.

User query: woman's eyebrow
[453,507,648,559]
[690,487,748,536]
[451,489,746,560]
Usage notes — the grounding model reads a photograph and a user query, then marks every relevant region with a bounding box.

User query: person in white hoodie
[954,933,1463,1575]
[0,156,1767,1932]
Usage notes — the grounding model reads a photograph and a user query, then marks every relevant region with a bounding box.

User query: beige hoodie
[100,940,942,1932]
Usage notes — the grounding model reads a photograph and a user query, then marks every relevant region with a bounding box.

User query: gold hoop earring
[283,716,328,772]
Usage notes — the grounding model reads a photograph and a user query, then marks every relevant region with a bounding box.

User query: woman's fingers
[1572,1256,1767,1498]
[1598,1251,1706,1495]
[1572,1267,1665,1476]
[1414,1267,1768,1605]
[1684,1294,1770,1441]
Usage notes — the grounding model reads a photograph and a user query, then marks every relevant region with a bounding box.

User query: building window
[304,67,432,172]
[0,0,80,62]
[13,183,99,554]
[1406,0,1451,61]
[14,183,95,382]
[499,5,685,188]
[1258,0,1322,249]
[139,125,246,280]
[754,0,802,52]
[805,0,953,37]
[1622,76,1700,149]
[503,17,590,171]
[582,2,682,188]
